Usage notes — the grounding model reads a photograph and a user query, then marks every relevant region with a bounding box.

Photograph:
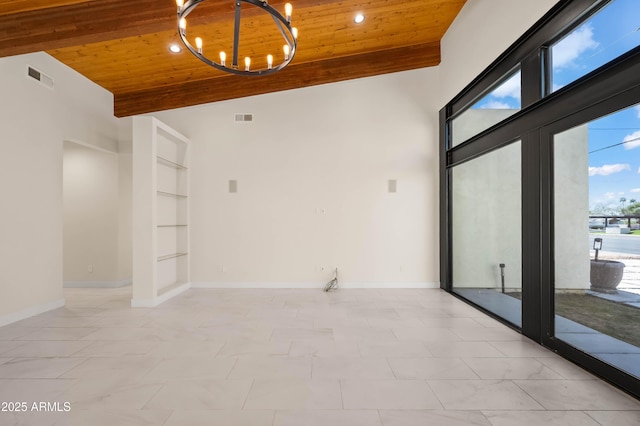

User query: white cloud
[479,100,513,109]
[491,72,521,100]
[605,192,616,199]
[631,188,640,193]
[623,130,640,150]
[588,163,631,176]
[553,24,599,69]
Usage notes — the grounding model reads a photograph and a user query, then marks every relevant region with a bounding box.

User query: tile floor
[0,287,639,425]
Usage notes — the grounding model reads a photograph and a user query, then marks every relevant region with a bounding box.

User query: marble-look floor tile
[312,357,395,380]
[0,411,59,426]
[228,357,311,380]
[0,357,86,379]
[144,356,236,380]
[29,317,97,328]
[585,410,640,426]
[380,409,491,426]
[52,409,172,426]
[332,327,397,343]
[489,341,558,358]
[164,410,274,426]
[1,287,638,424]
[90,316,153,328]
[483,410,601,426]
[3,341,93,358]
[145,379,252,410]
[535,356,595,379]
[60,356,159,380]
[217,340,289,358]
[0,341,27,355]
[270,328,333,342]
[463,358,564,380]
[0,326,40,340]
[425,341,504,358]
[428,380,544,410]
[389,357,479,380]
[358,341,431,358]
[289,341,360,358]
[391,327,461,342]
[244,380,342,409]
[452,327,524,342]
[341,380,442,409]
[514,379,640,410]
[63,377,164,410]
[274,409,381,426]
[73,340,159,357]
[200,326,273,341]
[0,379,76,402]
[16,328,97,341]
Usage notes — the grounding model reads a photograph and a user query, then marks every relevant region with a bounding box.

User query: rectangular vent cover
[235,113,253,122]
[27,66,54,89]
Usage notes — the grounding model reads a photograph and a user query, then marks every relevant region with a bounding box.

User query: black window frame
[440,0,640,398]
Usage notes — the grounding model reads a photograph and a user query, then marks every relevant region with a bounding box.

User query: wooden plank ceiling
[0,0,466,117]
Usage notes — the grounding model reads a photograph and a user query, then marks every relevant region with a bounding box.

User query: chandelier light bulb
[285,3,292,22]
[176,0,297,75]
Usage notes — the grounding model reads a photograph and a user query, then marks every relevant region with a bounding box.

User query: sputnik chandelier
[176,0,298,76]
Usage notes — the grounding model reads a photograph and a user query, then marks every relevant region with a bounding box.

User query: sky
[473,0,640,212]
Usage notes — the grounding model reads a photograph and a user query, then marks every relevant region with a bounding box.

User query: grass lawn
[511,292,640,347]
[555,293,640,347]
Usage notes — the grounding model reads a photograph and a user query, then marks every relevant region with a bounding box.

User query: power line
[589,136,640,154]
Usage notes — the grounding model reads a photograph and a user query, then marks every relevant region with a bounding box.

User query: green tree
[621,201,640,216]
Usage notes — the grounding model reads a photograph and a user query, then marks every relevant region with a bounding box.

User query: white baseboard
[64,279,132,288]
[191,282,439,289]
[0,298,65,327]
[130,282,191,307]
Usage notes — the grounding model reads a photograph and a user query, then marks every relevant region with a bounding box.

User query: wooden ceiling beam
[114,41,440,117]
[0,0,339,58]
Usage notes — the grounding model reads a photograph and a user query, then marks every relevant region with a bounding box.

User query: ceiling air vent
[235,113,253,123]
[27,65,54,89]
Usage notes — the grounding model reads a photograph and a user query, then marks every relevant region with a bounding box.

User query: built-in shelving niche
[156,127,189,296]
[132,116,190,307]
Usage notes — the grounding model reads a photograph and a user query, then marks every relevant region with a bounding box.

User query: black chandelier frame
[177,0,298,76]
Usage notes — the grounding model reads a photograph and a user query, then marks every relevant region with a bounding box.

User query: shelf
[157,253,188,262]
[157,155,188,170]
[157,190,187,198]
[157,224,188,228]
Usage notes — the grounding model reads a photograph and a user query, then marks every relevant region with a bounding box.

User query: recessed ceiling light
[354,13,365,24]
[169,44,182,53]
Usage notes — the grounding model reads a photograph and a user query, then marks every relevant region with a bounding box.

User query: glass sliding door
[451,141,522,327]
[553,103,640,379]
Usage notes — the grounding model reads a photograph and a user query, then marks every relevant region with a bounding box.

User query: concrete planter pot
[590,260,625,294]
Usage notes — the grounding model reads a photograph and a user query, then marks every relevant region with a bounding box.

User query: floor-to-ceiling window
[441,0,640,397]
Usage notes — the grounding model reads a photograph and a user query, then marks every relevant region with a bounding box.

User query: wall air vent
[27,65,54,89]
[234,113,253,123]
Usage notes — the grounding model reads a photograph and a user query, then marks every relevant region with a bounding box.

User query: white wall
[439,0,559,106]
[452,139,522,289]
[153,68,441,287]
[554,125,590,289]
[63,141,121,285]
[0,52,120,324]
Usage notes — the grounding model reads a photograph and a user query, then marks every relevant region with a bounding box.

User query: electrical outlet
[88,265,93,273]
